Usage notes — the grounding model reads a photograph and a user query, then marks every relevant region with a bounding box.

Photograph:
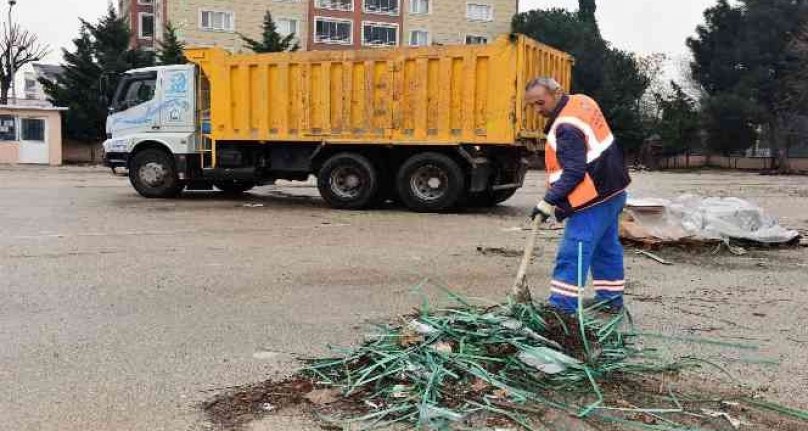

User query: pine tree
[41,6,155,142]
[83,5,154,103]
[687,0,808,164]
[40,28,105,142]
[158,22,187,65]
[578,0,597,25]
[240,11,299,53]
[512,0,650,153]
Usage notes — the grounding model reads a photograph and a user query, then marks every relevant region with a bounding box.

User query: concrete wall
[0,142,18,163]
[167,0,309,52]
[659,154,808,173]
[0,107,63,166]
[63,140,104,164]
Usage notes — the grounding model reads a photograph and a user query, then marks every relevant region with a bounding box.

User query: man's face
[525,86,559,118]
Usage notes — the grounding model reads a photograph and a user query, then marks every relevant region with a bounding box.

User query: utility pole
[8,0,16,104]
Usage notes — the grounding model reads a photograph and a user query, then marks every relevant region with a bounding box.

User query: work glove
[531,200,555,223]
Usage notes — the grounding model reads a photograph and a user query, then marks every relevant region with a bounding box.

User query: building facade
[119,0,161,50]
[24,64,64,106]
[120,0,515,52]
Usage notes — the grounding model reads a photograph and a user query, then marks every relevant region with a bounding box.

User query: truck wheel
[214,181,255,195]
[317,152,379,209]
[397,152,465,212]
[129,148,183,198]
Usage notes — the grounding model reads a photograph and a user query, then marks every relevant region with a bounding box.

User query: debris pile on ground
[204,292,808,430]
[621,195,801,248]
[303,299,641,429]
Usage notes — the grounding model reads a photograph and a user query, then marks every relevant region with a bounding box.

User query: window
[316,0,353,11]
[314,18,352,44]
[364,0,399,15]
[113,73,157,112]
[24,79,37,92]
[21,119,45,142]
[466,3,493,21]
[410,0,429,14]
[138,0,154,4]
[276,18,298,37]
[363,22,398,46]
[200,10,235,32]
[139,13,155,39]
[0,115,16,141]
[465,34,488,44]
[409,30,429,46]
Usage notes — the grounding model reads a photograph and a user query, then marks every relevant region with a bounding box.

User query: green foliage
[41,6,154,142]
[83,5,154,102]
[40,29,103,142]
[158,22,187,65]
[687,0,808,155]
[656,82,701,154]
[577,0,597,24]
[240,11,299,53]
[512,1,650,153]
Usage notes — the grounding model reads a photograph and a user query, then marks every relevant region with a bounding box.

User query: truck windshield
[112,72,157,113]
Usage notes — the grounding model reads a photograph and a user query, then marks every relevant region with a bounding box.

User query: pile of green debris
[205,292,808,430]
[301,295,695,429]
[303,295,792,430]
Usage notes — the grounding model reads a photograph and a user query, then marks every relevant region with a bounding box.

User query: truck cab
[103,64,202,197]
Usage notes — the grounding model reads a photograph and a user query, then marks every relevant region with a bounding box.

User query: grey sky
[24,0,716,64]
[520,0,717,57]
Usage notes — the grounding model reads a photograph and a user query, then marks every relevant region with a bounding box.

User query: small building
[0,105,67,166]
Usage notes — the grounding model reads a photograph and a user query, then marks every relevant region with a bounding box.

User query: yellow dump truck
[103,35,572,211]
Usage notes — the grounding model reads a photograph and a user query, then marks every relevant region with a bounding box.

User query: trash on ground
[476,246,523,257]
[701,408,749,429]
[242,203,265,208]
[635,249,674,265]
[203,291,808,430]
[621,195,801,248]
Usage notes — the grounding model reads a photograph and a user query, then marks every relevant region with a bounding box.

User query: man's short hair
[526,77,563,93]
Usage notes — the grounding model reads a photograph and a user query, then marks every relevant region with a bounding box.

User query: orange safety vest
[545,94,626,210]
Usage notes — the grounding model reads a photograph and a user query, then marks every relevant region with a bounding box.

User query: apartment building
[119,0,160,50]
[120,0,515,52]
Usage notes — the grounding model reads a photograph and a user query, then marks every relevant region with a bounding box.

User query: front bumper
[103,151,129,168]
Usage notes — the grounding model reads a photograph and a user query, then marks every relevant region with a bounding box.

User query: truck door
[158,66,196,134]
[107,71,159,138]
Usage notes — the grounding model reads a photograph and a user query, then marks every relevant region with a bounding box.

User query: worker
[525,77,631,313]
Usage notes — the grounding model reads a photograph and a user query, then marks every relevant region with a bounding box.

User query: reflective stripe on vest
[547,116,615,164]
[545,95,613,208]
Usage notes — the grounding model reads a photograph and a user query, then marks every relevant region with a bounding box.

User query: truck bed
[185,35,572,147]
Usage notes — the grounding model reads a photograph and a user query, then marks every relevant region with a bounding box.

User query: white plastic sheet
[626,195,800,244]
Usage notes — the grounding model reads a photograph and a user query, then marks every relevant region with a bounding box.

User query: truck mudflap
[457,146,530,193]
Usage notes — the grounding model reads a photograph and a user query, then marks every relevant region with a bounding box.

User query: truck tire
[397,152,465,212]
[129,148,183,198]
[317,152,379,209]
[214,181,255,195]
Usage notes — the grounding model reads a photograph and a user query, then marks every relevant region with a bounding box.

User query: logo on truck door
[166,71,188,96]
[163,70,192,124]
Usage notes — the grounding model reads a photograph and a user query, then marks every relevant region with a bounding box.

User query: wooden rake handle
[510,215,545,304]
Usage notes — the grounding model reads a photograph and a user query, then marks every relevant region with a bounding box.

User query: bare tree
[0,23,48,104]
